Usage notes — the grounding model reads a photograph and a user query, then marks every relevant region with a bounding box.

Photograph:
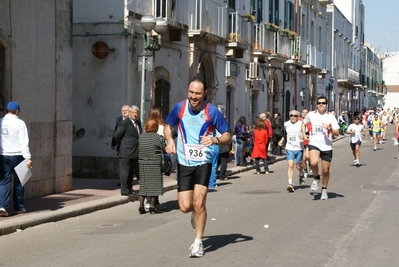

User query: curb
[0,196,130,236]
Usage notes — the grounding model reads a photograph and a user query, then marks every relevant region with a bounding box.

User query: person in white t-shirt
[303,96,339,200]
[0,101,33,217]
[345,116,365,166]
[278,110,305,192]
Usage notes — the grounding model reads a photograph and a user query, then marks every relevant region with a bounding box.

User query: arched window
[154,79,170,120]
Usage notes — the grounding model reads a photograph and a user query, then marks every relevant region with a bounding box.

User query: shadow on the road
[310,191,344,200]
[159,199,179,212]
[351,164,366,167]
[203,233,253,253]
[220,175,240,180]
[72,178,124,190]
[294,185,310,191]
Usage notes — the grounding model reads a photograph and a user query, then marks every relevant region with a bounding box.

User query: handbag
[273,127,283,137]
[161,150,171,173]
[240,132,249,141]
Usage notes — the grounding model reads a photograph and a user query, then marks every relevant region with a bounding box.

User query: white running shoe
[287,184,295,192]
[321,189,328,200]
[310,179,320,192]
[189,242,204,258]
[374,147,377,151]
[303,172,308,179]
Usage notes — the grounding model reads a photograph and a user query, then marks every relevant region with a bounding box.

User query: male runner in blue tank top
[164,77,231,258]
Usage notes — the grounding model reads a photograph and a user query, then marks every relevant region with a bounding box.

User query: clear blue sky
[363,0,399,53]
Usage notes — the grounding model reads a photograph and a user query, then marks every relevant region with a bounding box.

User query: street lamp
[326,4,335,111]
[139,14,168,124]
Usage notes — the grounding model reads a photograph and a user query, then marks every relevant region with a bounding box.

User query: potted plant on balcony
[227,32,241,43]
[283,29,298,39]
[264,22,279,32]
[242,13,255,22]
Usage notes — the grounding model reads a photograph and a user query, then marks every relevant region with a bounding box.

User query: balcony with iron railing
[303,45,324,72]
[186,0,227,40]
[253,23,293,60]
[337,66,360,87]
[276,31,302,66]
[225,12,251,50]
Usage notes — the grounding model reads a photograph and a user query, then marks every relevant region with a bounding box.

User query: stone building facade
[0,1,73,197]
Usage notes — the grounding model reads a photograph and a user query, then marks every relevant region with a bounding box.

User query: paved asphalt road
[0,133,399,266]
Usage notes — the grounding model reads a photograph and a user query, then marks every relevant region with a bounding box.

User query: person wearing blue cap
[0,101,32,217]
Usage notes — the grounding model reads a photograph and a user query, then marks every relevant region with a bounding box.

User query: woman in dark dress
[271,112,284,156]
[138,119,166,214]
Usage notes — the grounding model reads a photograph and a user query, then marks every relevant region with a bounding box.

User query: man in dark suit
[113,105,142,196]
[111,104,129,151]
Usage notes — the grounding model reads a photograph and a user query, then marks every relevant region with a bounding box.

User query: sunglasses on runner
[317,102,327,105]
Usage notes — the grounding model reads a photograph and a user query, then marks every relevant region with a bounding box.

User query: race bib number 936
[185,144,207,161]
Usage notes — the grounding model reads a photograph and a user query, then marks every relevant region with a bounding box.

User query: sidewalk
[0,136,345,236]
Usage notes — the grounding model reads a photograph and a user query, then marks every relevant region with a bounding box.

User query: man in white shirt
[0,101,33,217]
[303,96,339,200]
[345,116,365,166]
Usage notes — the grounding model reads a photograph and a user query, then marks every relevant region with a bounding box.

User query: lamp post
[139,15,168,124]
[326,4,335,111]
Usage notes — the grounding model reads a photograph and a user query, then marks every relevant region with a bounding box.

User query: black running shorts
[177,163,212,192]
[308,145,333,162]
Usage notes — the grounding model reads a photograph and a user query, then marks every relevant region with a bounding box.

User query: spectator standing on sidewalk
[251,118,269,175]
[144,106,169,210]
[137,119,166,215]
[303,96,339,200]
[271,112,283,155]
[234,116,249,166]
[279,110,305,192]
[263,111,273,152]
[111,104,130,151]
[0,101,33,217]
[216,131,231,180]
[113,105,142,197]
[164,77,231,258]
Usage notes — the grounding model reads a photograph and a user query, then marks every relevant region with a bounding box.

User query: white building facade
[382,52,399,110]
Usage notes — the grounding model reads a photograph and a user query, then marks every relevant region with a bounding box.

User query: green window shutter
[269,0,273,24]
[274,0,279,25]
[257,0,263,23]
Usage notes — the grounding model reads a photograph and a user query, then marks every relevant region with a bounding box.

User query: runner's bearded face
[188,81,207,111]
